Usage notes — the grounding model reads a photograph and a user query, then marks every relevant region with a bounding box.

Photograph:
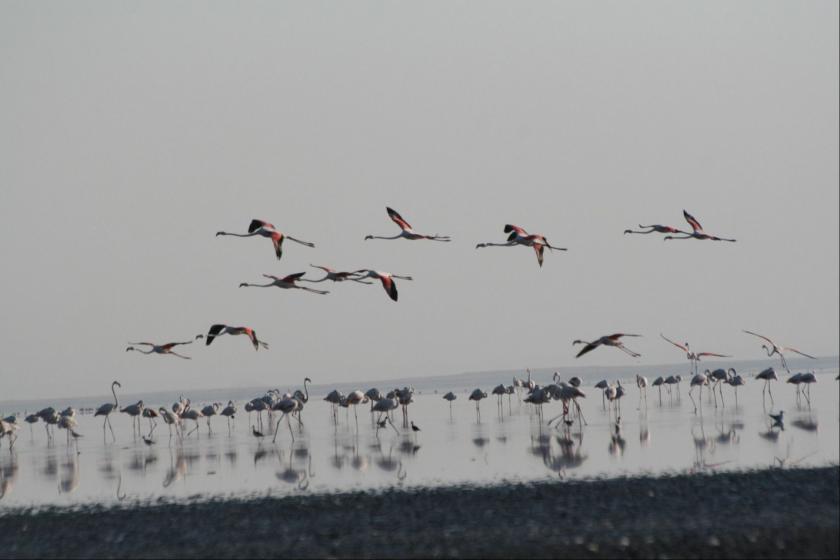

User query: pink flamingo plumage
[663,210,736,242]
[476,224,567,267]
[216,219,315,260]
[364,207,451,242]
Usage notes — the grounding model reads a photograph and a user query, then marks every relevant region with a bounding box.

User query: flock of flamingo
[0,207,834,452]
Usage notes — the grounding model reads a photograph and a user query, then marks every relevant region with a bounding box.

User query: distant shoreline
[2,466,837,558]
[2,355,838,410]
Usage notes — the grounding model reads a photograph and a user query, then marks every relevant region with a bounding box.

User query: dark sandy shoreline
[2,466,838,558]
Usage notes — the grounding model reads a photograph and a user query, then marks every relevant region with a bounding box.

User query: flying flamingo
[125,340,195,360]
[302,265,372,284]
[203,324,269,351]
[238,273,329,295]
[216,219,315,260]
[624,224,682,235]
[573,333,642,359]
[660,334,730,376]
[352,270,413,302]
[94,381,121,442]
[663,210,736,242]
[364,207,451,242]
[742,330,816,373]
[475,224,567,267]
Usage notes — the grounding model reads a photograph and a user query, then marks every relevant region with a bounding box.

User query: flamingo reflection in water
[58,454,80,495]
[375,442,406,482]
[276,442,314,491]
[0,455,19,501]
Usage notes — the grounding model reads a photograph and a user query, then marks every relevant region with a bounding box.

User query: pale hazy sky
[1,1,837,400]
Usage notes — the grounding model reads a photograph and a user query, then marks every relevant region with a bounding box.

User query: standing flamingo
[688,373,709,414]
[158,407,181,438]
[573,333,642,358]
[203,324,269,351]
[443,392,457,412]
[271,396,303,443]
[742,330,816,374]
[636,375,649,408]
[94,381,121,442]
[216,219,315,260]
[352,270,413,302]
[364,207,451,242]
[239,273,328,294]
[594,379,609,409]
[663,210,736,242]
[475,224,567,267]
[727,370,745,407]
[755,367,780,405]
[799,372,817,406]
[125,340,195,359]
[469,389,488,421]
[221,401,237,432]
[121,401,144,437]
[660,334,730,376]
[651,376,665,405]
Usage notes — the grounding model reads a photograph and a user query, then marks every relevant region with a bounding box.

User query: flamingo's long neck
[112,384,119,408]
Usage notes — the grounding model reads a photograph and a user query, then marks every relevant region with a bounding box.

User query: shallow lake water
[0,371,837,508]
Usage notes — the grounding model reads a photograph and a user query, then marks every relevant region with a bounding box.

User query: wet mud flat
[1,466,838,559]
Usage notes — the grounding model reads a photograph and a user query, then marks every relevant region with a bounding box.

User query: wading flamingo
[94,381,121,442]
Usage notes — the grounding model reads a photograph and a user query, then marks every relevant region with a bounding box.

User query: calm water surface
[0,371,837,508]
